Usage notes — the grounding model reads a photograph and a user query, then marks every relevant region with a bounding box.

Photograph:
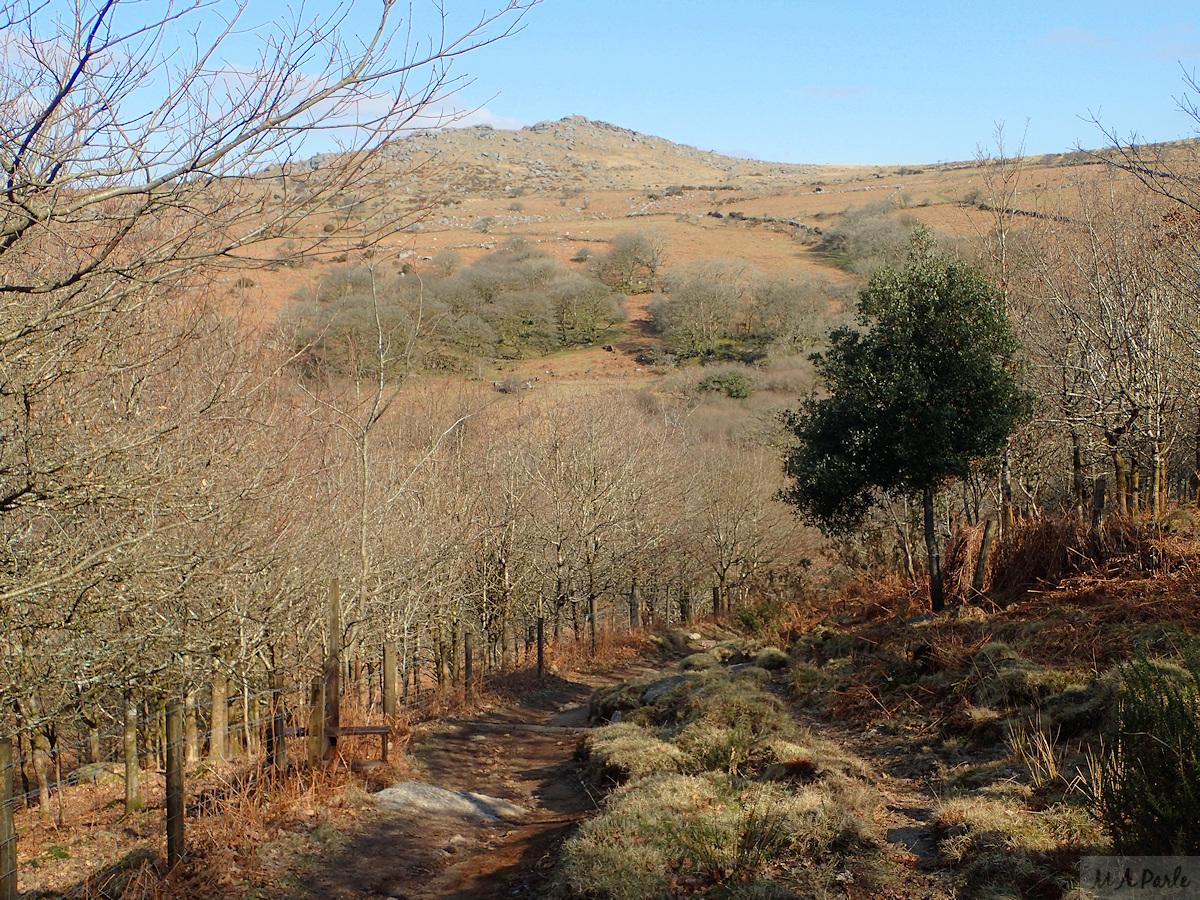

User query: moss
[710,640,747,663]
[788,660,849,708]
[733,665,772,687]
[968,644,1084,709]
[1041,682,1114,738]
[793,626,872,664]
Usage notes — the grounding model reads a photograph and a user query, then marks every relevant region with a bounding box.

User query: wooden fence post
[464,632,474,704]
[712,585,722,617]
[1,738,17,900]
[307,676,325,768]
[165,702,184,869]
[536,616,545,680]
[324,578,341,761]
[383,642,397,718]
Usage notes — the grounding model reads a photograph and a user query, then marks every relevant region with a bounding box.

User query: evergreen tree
[781,229,1033,611]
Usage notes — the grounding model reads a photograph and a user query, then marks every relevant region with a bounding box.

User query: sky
[432,0,1200,165]
[37,0,1200,167]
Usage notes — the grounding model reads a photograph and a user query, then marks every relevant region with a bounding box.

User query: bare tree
[0,0,533,566]
[0,0,533,807]
[1021,168,1200,518]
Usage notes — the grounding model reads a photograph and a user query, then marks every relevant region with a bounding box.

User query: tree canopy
[781,229,1032,609]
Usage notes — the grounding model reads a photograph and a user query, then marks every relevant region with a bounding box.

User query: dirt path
[280,665,663,900]
[797,713,957,900]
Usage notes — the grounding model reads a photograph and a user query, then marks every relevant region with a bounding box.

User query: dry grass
[933,796,1106,897]
[1005,715,1067,791]
[559,660,880,899]
[9,753,392,900]
[582,723,689,785]
[556,773,879,900]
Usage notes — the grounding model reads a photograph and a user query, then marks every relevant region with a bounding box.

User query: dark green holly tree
[781,229,1032,612]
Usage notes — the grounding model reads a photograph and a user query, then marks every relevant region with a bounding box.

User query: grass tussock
[582,722,690,785]
[561,663,879,899]
[558,774,878,900]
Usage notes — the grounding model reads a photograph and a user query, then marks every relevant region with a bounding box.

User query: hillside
[244,115,1122,386]
[380,115,824,194]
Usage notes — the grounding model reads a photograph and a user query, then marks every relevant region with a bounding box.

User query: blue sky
[53,0,1200,167]
[437,0,1200,164]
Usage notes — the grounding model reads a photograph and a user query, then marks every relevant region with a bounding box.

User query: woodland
[4,1,1200,898]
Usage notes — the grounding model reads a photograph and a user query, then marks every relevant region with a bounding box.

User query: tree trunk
[971,518,998,598]
[209,668,228,764]
[1091,476,1107,529]
[536,616,545,680]
[1151,439,1165,520]
[1193,404,1200,506]
[383,642,397,718]
[17,696,51,819]
[587,553,598,656]
[184,686,199,766]
[1112,445,1128,517]
[1071,429,1086,520]
[893,496,917,584]
[923,487,945,613]
[1000,443,1015,537]
[240,679,255,759]
[1129,448,1140,514]
[124,690,141,813]
[88,719,101,766]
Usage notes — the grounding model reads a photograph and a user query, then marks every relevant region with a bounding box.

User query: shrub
[817,200,919,277]
[1096,647,1200,853]
[698,370,754,399]
[592,229,666,293]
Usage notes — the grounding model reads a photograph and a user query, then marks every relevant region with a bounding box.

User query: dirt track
[278,666,663,900]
